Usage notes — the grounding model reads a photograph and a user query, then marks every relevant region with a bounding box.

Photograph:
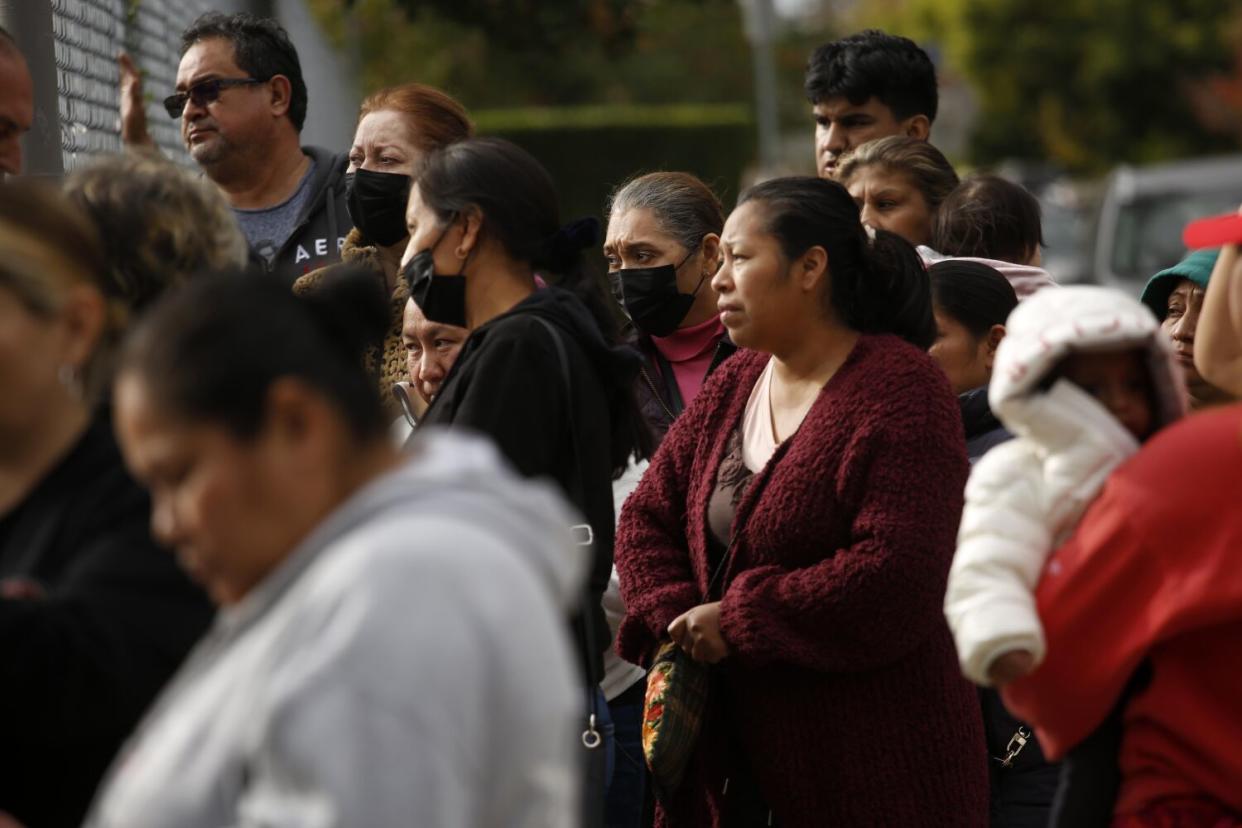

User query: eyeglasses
[163,77,266,119]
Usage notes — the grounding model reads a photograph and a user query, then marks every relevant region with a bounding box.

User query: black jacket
[981,688,1060,828]
[422,287,641,681]
[959,386,1012,463]
[632,329,736,445]
[0,414,213,827]
[957,388,1059,826]
[959,389,1059,826]
[258,145,351,287]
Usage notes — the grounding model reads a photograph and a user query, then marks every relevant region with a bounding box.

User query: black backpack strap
[532,316,604,748]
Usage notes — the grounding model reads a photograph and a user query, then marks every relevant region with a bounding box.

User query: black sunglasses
[163,77,266,119]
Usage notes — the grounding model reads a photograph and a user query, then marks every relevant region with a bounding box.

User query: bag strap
[532,315,604,750]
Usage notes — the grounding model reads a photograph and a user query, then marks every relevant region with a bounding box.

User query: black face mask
[345,169,412,247]
[401,222,468,329]
[616,251,704,338]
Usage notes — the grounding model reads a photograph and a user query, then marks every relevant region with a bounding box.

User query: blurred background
[8,0,1242,293]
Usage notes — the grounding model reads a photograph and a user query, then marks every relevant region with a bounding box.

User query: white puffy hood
[947,287,1187,686]
[989,285,1187,454]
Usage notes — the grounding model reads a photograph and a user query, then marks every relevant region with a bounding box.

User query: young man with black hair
[0,26,33,178]
[804,29,938,179]
[119,13,349,284]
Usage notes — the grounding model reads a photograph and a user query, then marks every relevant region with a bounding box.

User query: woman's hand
[668,602,729,664]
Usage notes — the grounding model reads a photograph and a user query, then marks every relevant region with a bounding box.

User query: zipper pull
[994,726,1031,768]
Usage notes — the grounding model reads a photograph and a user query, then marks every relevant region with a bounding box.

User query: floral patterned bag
[642,639,712,800]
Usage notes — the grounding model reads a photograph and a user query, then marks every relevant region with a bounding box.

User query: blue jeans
[597,687,616,793]
[604,679,646,828]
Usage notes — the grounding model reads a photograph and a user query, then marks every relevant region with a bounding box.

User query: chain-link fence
[49,0,235,170]
[7,0,356,178]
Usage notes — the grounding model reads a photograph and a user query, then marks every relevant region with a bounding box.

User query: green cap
[1140,248,1219,321]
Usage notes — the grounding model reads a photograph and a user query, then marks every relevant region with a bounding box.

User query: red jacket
[615,336,988,827]
[1003,404,1242,819]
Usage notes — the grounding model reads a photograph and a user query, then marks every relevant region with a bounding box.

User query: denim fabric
[605,682,646,828]
[584,687,617,828]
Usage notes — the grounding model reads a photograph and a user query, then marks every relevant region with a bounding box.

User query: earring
[57,364,83,401]
[454,247,468,259]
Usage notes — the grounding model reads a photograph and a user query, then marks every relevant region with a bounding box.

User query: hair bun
[542,216,600,273]
[298,264,390,362]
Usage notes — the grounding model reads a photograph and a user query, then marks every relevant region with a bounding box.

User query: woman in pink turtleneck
[600,172,737,825]
[604,172,737,442]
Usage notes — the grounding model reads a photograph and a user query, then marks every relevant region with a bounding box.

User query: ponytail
[740,176,935,348]
[861,229,935,349]
[534,216,627,345]
[300,266,390,367]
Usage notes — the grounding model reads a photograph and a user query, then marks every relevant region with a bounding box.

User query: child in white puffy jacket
[946,285,1187,689]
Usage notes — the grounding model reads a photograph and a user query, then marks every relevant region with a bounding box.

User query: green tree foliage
[873,0,1240,173]
[389,0,637,53]
[305,0,842,217]
[309,0,753,109]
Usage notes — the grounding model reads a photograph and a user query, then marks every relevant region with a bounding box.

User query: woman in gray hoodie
[84,271,586,828]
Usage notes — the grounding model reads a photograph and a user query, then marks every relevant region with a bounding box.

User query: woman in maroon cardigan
[615,177,988,826]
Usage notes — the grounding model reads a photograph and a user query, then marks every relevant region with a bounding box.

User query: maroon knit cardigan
[616,335,988,827]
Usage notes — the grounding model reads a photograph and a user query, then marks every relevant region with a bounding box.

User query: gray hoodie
[85,430,584,828]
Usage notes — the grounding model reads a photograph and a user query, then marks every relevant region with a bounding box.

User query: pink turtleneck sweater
[650,315,726,407]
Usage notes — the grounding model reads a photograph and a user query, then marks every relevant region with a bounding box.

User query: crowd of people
[1,13,1241,828]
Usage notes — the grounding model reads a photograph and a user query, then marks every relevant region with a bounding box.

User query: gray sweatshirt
[85,430,585,828]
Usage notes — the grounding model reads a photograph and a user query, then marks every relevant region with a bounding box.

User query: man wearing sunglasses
[119,12,349,285]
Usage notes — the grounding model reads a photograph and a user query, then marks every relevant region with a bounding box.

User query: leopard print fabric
[293,228,410,420]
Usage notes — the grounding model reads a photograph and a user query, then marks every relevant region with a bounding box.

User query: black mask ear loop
[678,246,708,298]
[399,222,449,292]
[400,213,456,293]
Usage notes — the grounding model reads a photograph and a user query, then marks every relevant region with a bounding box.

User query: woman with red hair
[295,83,473,419]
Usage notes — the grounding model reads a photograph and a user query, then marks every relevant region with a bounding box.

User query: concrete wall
[276,0,359,153]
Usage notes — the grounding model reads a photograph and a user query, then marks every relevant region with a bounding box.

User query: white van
[1092,155,1242,296]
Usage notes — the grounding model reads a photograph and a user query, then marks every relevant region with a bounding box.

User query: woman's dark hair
[415,136,653,471]
[181,12,307,132]
[927,260,1018,338]
[739,176,936,349]
[416,138,566,268]
[932,174,1044,265]
[120,266,389,441]
[416,135,626,345]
